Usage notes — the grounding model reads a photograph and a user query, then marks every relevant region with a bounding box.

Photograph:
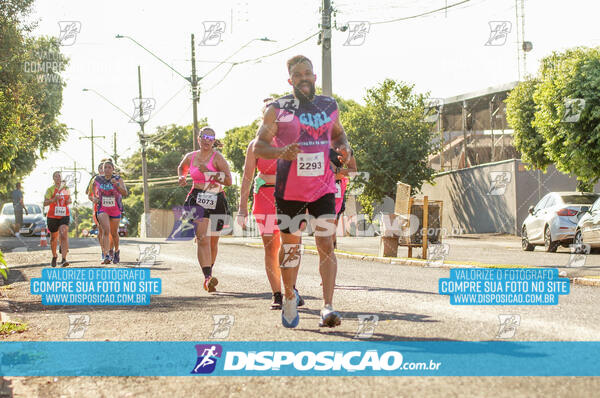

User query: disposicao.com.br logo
[191,344,442,375]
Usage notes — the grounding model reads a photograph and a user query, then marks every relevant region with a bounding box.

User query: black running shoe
[294,287,305,307]
[60,258,69,267]
[271,292,283,310]
[51,257,57,267]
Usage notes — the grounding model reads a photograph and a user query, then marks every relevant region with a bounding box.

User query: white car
[521,192,599,252]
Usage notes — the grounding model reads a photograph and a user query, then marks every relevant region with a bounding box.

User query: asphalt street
[1,236,600,396]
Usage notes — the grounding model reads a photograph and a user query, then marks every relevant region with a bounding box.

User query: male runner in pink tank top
[254,55,352,329]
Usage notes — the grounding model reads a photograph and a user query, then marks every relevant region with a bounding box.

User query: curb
[236,242,599,288]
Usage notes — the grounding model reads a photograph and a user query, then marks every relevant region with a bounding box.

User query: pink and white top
[270,95,339,202]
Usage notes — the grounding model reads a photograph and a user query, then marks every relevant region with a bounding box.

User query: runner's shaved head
[287,55,313,74]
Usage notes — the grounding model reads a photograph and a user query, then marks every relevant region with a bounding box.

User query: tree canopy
[0,0,69,199]
[506,46,600,190]
[341,79,436,215]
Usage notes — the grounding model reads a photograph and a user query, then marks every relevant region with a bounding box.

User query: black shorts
[47,216,69,233]
[275,193,336,234]
[184,189,231,232]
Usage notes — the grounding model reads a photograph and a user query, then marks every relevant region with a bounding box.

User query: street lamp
[115,34,274,149]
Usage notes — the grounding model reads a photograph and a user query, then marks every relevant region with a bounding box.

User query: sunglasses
[201,134,215,141]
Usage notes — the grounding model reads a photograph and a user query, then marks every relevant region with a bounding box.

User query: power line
[371,0,472,25]
[232,32,320,66]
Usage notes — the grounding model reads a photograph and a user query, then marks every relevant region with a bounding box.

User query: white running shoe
[319,304,341,328]
[281,295,299,328]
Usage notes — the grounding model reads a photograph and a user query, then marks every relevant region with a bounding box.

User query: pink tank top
[189,151,218,184]
[271,95,338,202]
[257,158,277,175]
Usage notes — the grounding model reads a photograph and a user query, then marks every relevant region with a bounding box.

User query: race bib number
[102,196,116,208]
[54,206,67,217]
[196,192,217,210]
[335,182,342,198]
[297,152,325,177]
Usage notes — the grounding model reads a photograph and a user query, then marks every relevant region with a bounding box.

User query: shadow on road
[334,284,437,295]
[0,377,12,397]
[298,307,439,324]
[296,327,459,341]
[214,291,320,303]
[5,295,252,314]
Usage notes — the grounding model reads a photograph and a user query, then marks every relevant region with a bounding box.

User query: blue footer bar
[1,341,599,376]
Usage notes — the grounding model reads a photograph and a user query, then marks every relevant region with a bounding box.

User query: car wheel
[544,226,558,253]
[574,230,592,254]
[521,227,535,251]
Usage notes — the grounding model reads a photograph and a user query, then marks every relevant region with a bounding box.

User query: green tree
[0,1,69,199]
[531,47,600,189]
[506,78,549,169]
[222,119,260,176]
[120,123,209,236]
[341,79,436,218]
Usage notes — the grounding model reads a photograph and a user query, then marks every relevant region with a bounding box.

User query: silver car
[0,203,47,236]
[521,192,599,252]
[574,197,600,252]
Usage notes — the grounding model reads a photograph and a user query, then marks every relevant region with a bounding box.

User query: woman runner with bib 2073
[178,127,233,293]
[92,160,127,264]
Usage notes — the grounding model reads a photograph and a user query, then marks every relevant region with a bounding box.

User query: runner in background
[11,182,28,237]
[254,55,352,328]
[87,160,113,260]
[330,148,357,249]
[43,171,71,267]
[92,160,127,264]
[178,127,233,293]
[238,138,305,310]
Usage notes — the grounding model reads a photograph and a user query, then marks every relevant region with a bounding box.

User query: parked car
[0,203,47,236]
[88,224,98,238]
[118,217,129,237]
[521,192,599,252]
[574,197,600,252]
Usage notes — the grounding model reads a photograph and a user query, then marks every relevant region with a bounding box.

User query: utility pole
[462,101,468,169]
[73,161,79,238]
[137,66,151,238]
[191,34,200,150]
[112,132,119,164]
[321,0,332,96]
[79,119,105,174]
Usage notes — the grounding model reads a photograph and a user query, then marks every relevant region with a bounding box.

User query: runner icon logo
[191,344,223,374]
[567,243,590,267]
[210,315,234,339]
[355,315,379,339]
[58,21,81,46]
[199,21,226,46]
[487,171,511,195]
[275,98,299,123]
[130,98,156,123]
[495,314,520,339]
[427,243,450,268]
[66,314,90,339]
[563,98,586,123]
[343,21,370,46]
[137,244,160,267]
[485,21,511,46]
[280,244,303,268]
[168,206,204,241]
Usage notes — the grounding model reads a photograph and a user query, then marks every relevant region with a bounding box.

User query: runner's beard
[294,82,315,103]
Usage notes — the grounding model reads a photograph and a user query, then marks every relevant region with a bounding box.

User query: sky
[21,0,600,205]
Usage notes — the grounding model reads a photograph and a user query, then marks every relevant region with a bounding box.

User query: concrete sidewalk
[221,234,600,286]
